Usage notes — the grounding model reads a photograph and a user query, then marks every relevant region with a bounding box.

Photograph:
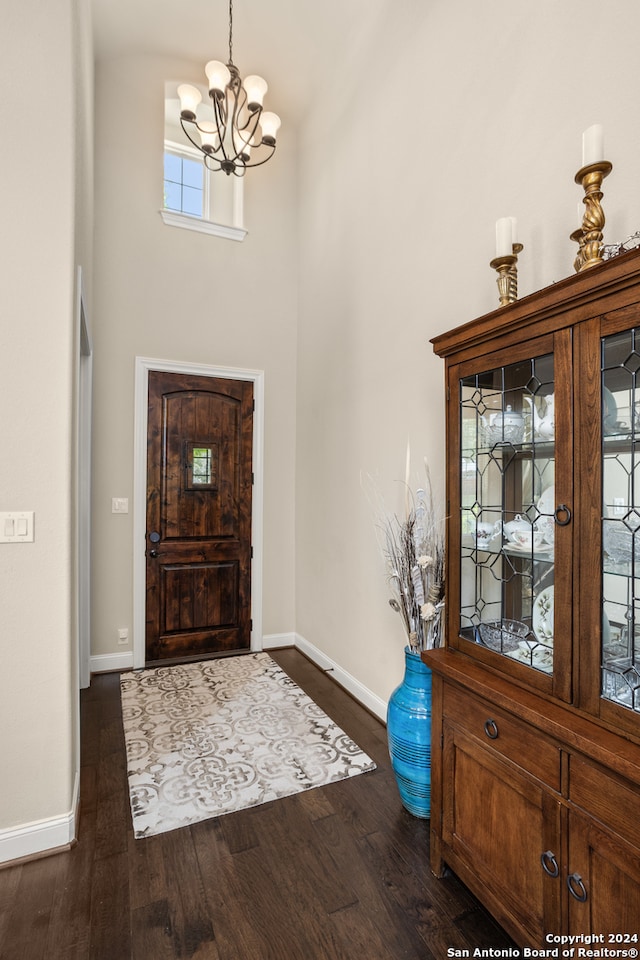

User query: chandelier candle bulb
[198,121,218,153]
[177,84,202,120]
[259,111,281,145]
[243,75,268,110]
[233,130,252,161]
[582,123,604,166]
[205,60,231,96]
[495,218,513,258]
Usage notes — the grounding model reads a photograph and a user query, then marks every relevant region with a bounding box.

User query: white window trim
[162,139,247,242]
[160,209,247,242]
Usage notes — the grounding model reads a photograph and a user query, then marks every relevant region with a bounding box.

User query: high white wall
[295,0,640,704]
[91,55,298,659]
[0,0,89,848]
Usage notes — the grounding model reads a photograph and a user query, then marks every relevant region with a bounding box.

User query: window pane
[192,447,212,485]
[164,180,182,211]
[182,157,203,189]
[164,152,182,183]
[182,185,203,217]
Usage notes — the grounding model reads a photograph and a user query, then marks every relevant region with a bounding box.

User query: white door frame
[77,268,92,690]
[133,357,265,670]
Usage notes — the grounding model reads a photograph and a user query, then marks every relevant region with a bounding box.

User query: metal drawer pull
[540,851,559,878]
[484,718,499,739]
[554,504,572,526]
[567,872,588,902]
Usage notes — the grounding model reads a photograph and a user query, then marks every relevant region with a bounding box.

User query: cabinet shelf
[463,535,554,563]
[475,439,556,457]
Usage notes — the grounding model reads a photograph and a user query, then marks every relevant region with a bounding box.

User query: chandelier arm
[211,93,232,163]
[226,84,245,158]
[236,106,262,143]
[203,154,225,174]
[180,118,207,153]
[237,143,276,169]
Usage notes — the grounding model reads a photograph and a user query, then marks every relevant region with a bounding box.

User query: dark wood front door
[145,370,253,665]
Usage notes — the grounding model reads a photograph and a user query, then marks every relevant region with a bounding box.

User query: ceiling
[91,0,378,124]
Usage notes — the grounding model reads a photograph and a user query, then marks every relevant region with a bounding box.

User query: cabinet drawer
[569,754,640,851]
[443,684,561,790]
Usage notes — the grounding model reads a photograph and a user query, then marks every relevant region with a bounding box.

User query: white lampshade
[205,60,231,96]
[233,130,253,160]
[260,111,281,144]
[177,84,202,120]
[243,75,268,111]
[198,121,219,153]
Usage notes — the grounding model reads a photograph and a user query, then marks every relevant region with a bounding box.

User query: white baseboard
[89,638,385,720]
[290,633,387,723]
[261,632,296,650]
[0,771,79,866]
[90,650,134,674]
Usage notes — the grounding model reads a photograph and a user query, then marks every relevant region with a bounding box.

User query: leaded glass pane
[602,328,640,712]
[460,354,555,674]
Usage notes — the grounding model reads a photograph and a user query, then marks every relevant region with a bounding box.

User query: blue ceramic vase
[387,646,432,818]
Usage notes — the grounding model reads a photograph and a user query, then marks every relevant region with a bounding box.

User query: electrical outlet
[118,628,129,645]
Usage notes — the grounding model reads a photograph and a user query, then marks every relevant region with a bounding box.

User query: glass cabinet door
[602,328,640,713]
[459,354,557,675]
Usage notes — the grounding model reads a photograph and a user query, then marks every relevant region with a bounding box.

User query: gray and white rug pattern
[120,652,376,838]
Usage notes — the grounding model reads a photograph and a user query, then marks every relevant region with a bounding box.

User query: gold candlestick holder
[508,242,523,302]
[574,160,613,271]
[489,243,523,307]
[570,228,584,273]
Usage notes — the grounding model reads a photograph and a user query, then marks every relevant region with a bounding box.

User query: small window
[192,447,212,485]
[163,151,204,218]
[185,441,218,490]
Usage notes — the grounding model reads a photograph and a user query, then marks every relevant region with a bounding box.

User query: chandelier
[177,0,281,177]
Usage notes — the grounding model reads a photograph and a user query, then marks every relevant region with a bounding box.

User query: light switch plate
[0,511,34,543]
[112,497,129,514]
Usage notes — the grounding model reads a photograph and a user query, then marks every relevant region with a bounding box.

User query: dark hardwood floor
[0,648,513,959]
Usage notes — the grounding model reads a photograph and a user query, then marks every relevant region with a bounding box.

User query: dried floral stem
[367,460,445,653]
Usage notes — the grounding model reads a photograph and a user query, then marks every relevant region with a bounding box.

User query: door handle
[148,530,160,557]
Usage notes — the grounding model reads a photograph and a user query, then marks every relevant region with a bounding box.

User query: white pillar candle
[496,218,513,258]
[510,217,518,245]
[582,124,604,166]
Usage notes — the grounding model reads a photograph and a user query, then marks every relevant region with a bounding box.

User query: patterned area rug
[120,653,376,838]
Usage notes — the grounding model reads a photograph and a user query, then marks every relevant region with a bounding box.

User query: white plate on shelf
[504,542,554,555]
[533,586,554,643]
[535,485,555,546]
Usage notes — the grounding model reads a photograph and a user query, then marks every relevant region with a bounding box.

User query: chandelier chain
[228,0,234,65]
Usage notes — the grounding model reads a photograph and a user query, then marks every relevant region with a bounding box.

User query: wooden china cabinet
[425,248,640,945]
